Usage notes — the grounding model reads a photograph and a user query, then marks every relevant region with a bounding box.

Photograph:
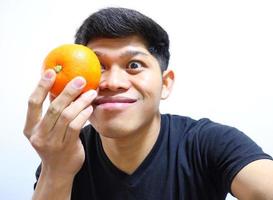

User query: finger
[49,93,56,102]
[23,69,56,138]
[64,105,93,144]
[50,90,97,143]
[40,76,86,134]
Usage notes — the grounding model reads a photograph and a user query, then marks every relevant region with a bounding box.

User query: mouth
[93,96,138,110]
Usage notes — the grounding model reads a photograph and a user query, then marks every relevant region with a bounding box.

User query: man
[24,7,273,200]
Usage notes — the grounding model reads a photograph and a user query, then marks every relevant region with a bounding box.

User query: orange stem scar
[53,65,63,73]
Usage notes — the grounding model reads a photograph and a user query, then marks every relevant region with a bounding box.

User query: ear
[161,69,175,100]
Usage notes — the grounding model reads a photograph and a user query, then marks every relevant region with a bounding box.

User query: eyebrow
[94,50,149,59]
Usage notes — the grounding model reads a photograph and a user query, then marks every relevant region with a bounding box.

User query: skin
[231,159,273,200]
[24,35,273,199]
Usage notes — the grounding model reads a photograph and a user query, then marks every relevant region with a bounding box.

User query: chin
[90,115,142,138]
[97,125,138,139]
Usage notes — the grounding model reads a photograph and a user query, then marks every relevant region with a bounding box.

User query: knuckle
[37,81,47,90]
[37,78,52,91]
[59,110,73,124]
[28,96,41,108]
[68,122,80,133]
[29,135,63,152]
[23,127,31,138]
[81,96,92,105]
[29,135,45,150]
[63,89,76,99]
[47,104,61,116]
[35,81,50,95]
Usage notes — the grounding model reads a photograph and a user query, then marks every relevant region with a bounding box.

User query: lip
[93,96,138,110]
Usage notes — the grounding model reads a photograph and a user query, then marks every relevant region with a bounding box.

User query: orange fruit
[43,44,101,97]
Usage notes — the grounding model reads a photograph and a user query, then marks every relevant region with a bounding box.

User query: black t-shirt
[35,114,272,199]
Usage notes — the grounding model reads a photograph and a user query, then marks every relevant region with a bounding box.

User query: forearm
[32,170,74,200]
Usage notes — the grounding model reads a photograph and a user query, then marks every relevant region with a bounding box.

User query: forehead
[87,35,150,56]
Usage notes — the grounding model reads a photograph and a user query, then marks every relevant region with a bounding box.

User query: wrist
[40,162,78,179]
[40,167,75,187]
[33,168,75,200]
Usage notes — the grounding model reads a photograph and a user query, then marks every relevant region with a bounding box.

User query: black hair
[75,7,170,71]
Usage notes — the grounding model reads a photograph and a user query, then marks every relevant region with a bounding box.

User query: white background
[1,0,272,199]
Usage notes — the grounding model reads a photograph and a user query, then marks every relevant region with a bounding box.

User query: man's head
[74,7,174,138]
[75,7,170,72]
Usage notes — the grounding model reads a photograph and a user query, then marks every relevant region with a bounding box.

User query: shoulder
[168,114,269,160]
[161,113,207,133]
[161,113,238,142]
[163,113,271,168]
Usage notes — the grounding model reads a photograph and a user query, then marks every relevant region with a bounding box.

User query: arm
[23,69,97,200]
[32,170,74,200]
[231,159,273,200]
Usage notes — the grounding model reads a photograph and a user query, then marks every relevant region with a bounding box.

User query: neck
[99,113,161,175]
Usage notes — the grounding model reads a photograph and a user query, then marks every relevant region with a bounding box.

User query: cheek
[132,72,163,100]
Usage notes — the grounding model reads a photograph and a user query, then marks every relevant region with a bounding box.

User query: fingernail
[82,90,97,99]
[72,77,86,89]
[43,69,55,80]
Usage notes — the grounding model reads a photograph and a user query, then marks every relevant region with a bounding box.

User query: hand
[24,69,97,178]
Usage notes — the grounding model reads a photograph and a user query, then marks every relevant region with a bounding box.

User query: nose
[99,65,130,92]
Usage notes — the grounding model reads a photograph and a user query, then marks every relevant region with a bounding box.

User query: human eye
[126,61,144,72]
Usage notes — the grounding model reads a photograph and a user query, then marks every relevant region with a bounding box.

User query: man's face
[87,35,173,138]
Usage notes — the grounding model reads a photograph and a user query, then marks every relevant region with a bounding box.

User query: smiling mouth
[93,96,138,107]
